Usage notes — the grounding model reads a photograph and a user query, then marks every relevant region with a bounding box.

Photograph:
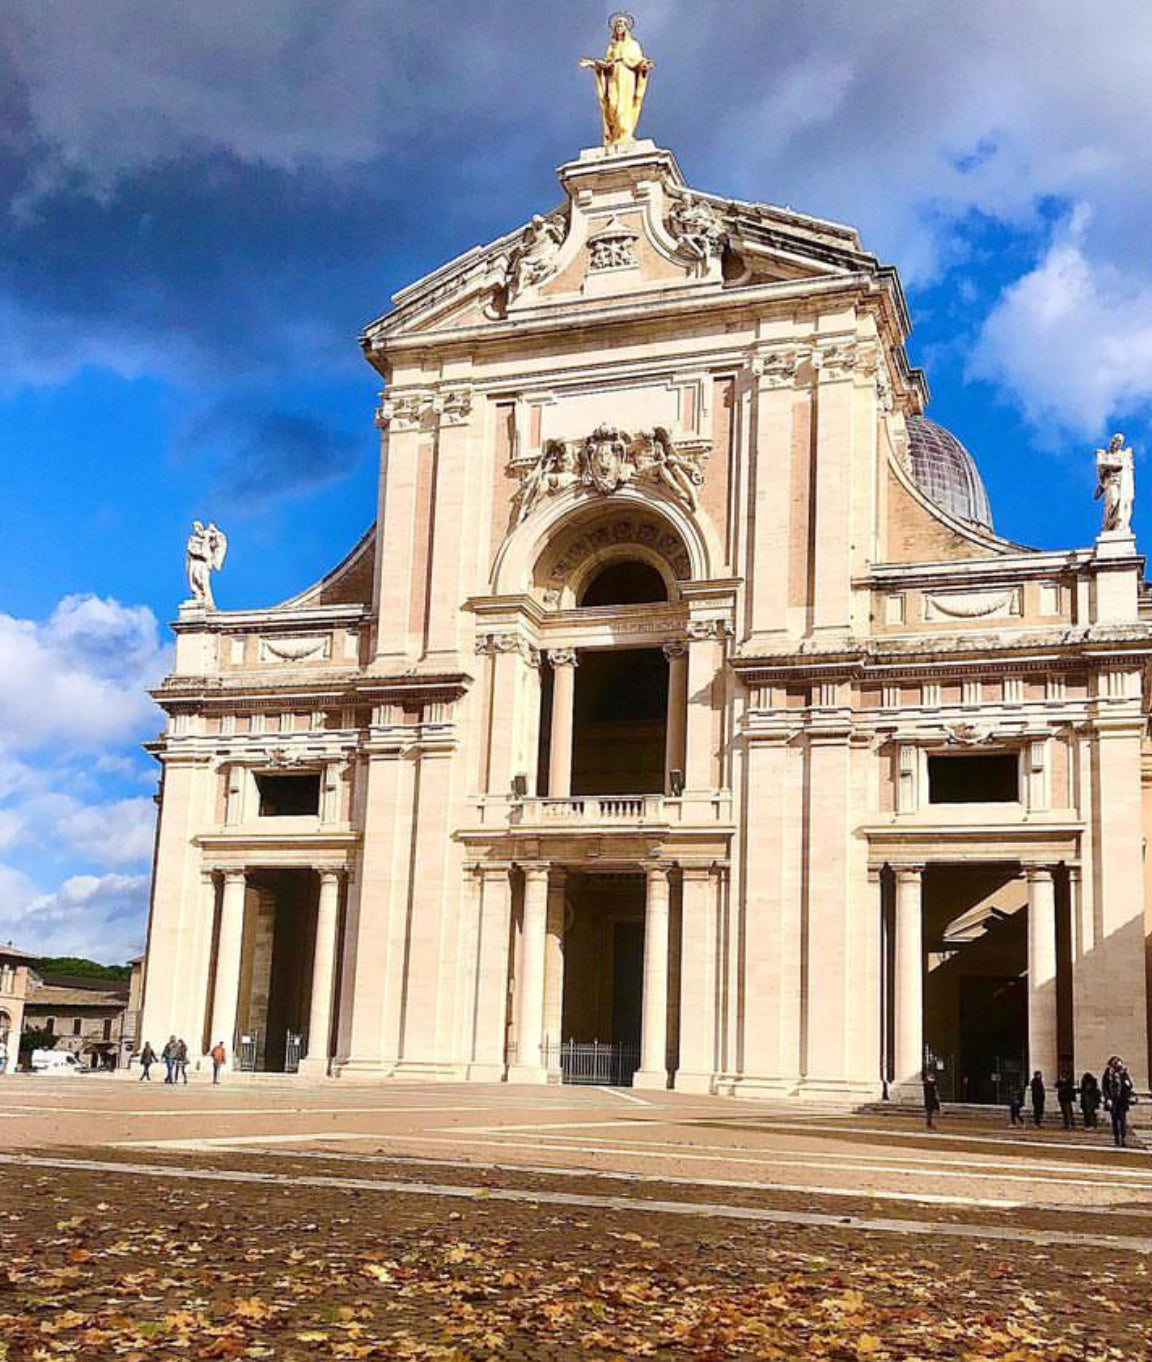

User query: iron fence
[284,1030,303,1074]
[542,1039,641,1087]
[236,1032,259,1072]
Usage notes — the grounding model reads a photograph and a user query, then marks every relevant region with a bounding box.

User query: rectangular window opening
[73,1018,82,1036]
[255,772,322,817]
[927,752,1019,804]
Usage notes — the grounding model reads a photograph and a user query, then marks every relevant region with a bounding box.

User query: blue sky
[2,1,1151,961]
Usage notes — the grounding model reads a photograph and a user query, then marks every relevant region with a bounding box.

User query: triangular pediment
[361,144,881,349]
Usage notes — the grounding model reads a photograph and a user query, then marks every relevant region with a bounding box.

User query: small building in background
[0,944,35,1072]
[22,972,131,1070]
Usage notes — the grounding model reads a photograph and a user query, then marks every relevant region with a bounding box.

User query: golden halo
[609,12,635,31]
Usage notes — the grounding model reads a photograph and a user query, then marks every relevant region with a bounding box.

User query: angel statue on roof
[1094,432,1134,535]
[580,13,654,149]
[185,519,228,608]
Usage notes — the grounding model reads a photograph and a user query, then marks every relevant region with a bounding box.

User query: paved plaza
[2,1078,1152,1357]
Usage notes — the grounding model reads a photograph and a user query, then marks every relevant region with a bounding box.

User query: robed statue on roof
[580,14,653,149]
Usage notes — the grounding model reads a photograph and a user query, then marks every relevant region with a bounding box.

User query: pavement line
[322,1132,1152,1198]
[113,1132,420,1148]
[486,1130,1152,1184]
[597,1086,651,1106]
[117,1138,1029,1209]
[0,1104,490,1117]
[461,1115,1149,1160]
[2,1151,1147,1252]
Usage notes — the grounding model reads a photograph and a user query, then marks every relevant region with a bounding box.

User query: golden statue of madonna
[580,13,654,149]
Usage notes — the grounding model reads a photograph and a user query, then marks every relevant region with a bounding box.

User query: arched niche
[532,507,692,608]
[492,483,712,606]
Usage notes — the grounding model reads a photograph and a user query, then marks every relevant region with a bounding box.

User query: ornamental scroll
[516,423,705,522]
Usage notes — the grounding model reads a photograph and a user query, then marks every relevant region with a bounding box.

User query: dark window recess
[579,560,668,607]
[45,1018,55,1034]
[928,753,1019,804]
[256,773,321,817]
[102,1018,112,1041]
[73,1018,82,1036]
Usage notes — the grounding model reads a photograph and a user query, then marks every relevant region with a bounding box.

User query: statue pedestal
[1094,529,1137,560]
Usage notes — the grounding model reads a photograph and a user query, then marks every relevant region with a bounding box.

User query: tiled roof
[906,415,993,530]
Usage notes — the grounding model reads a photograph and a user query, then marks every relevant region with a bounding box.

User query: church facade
[139,136,1152,1101]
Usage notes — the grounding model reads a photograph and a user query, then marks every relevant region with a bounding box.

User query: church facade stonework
[140,133,1152,1101]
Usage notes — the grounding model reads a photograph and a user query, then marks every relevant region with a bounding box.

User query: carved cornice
[375,385,474,432]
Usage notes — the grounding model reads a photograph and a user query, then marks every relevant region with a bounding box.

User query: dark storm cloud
[2,0,1151,431]
[179,399,362,508]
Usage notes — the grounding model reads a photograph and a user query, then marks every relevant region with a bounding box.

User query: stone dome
[905,415,993,530]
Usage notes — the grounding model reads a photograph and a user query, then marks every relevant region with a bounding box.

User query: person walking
[1007,1078,1025,1127]
[1029,1070,1046,1127]
[1080,1071,1101,1129]
[161,1035,178,1084]
[174,1038,189,1085]
[139,1041,156,1081]
[1056,1072,1077,1129]
[922,1068,941,1130]
[1103,1056,1136,1148]
[210,1040,226,1085]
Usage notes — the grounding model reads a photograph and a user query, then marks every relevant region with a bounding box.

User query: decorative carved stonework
[517,424,705,521]
[548,648,579,668]
[588,217,639,270]
[505,214,567,301]
[259,635,332,663]
[752,348,804,389]
[475,633,540,666]
[686,619,732,641]
[923,588,1022,622]
[668,191,726,263]
[944,722,996,747]
[661,639,688,660]
[543,515,692,593]
[376,386,473,431]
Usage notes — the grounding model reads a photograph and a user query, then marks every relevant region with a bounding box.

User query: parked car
[29,1049,84,1074]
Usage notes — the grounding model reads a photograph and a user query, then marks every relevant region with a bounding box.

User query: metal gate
[543,1039,640,1087]
[237,1032,259,1072]
[284,1030,302,1074]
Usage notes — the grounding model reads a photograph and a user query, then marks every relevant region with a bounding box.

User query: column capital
[222,868,247,886]
[1022,863,1057,882]
[662,639,688,660]
[893,863,925,883]
[641,861,671,885]
[518,861,550,883]
[679,863,714,883]
[317,868,343,889]
[547,648,579,668]
[478,862,512,882]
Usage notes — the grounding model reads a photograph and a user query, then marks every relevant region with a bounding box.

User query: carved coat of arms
[583,424,633,494]
[516,423,706,522]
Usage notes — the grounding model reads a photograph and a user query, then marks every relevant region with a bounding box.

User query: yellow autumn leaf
[362,1263,395,1283]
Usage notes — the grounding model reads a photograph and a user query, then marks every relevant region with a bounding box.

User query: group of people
[137,1037,228,1084]
[923,1056,1138,1146]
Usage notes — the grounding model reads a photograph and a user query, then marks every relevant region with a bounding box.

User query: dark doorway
[571,648,668,795]
[237,869,316,1072]
[560,874,645,1085]
[922,864,1028,1103]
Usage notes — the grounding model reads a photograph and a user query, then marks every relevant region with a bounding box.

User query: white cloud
[0,595,164,960]
[0,871,148,964]
[970,207,1152,436]
[0,594,167,752]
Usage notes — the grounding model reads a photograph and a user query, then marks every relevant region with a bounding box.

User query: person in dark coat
[1056,1072,1077,1129]
[1102,1057,1136,1148]
[138,1042,156,1081]
[1079,1071,1101,1128]
[922,1069,941,1130]
[174,1038,189,1085]
[1006,1079,1025,1127]
[161,1035,177,1084]
[1029,1070,1045,1126]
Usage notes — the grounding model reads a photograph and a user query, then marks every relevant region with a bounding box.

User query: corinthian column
[548,650,578,797]
[892,865,924,1096]
[509,864,549,1082]
[1026,866,1059,1083]
[209,869,248,1064]
[634,862,671,1089]
[300,869,342,1076]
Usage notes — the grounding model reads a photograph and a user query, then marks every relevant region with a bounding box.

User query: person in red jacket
[210,1040,227,1085]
